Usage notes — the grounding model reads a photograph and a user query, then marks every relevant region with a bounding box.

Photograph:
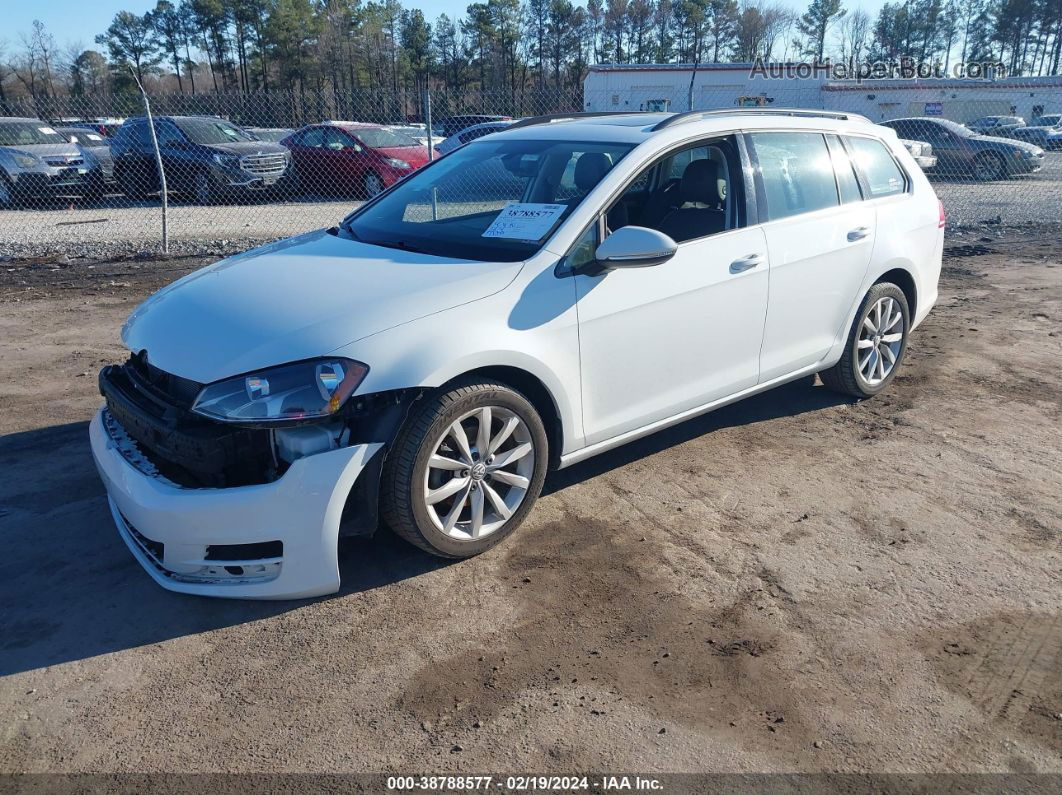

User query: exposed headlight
[385,157,411,169]
[212,153,241,169]
[191,358,369,423]
[13,154,38,168]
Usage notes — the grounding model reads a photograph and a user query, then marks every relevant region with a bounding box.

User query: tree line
[1,0,1060,105]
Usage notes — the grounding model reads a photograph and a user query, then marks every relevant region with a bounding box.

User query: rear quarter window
[846,136,908,198]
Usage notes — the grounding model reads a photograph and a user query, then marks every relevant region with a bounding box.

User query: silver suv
[0,117,100,207]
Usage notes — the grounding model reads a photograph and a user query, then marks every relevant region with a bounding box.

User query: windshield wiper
[365,239,430,254]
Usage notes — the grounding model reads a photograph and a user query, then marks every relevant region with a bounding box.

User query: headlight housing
[13,153,38,168]
[212,153,241,169]
[385,157,411,169]
[191,358,369,423]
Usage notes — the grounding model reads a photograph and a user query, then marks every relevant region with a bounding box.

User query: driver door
[571,137,770,446]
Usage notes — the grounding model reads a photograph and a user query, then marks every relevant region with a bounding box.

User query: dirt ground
[0,238,1059,777]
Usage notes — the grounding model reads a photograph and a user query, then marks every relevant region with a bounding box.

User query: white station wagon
[91,109,944,598]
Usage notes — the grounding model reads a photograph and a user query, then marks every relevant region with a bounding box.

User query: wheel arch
[440,364,565,470]
[874,266,917,319]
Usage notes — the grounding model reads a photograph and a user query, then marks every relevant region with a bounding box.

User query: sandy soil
[0,239,1059,775]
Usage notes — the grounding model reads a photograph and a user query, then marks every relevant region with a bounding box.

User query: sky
[6,0,892,57]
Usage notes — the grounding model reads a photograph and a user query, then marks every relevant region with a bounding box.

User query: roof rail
[507,111,643,130]
[651,108,869,131]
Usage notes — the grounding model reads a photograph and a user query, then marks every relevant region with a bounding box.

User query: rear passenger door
[748,131,877,381]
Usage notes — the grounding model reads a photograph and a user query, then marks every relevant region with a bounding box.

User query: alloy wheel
[857,296,905,386]
[364,172,383,198]
[422,406,535,541]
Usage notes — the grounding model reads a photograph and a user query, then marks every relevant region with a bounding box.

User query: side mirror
[593,226,678,271]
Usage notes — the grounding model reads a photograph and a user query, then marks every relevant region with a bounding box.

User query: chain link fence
[1,86,1060,258]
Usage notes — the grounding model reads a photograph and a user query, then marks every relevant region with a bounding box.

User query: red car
[281,122,431,197]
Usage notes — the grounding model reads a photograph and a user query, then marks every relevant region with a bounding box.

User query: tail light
[938,199,946,228]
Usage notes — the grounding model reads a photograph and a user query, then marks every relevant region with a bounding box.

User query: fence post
[129,66,169,253]
[424,86,434,162]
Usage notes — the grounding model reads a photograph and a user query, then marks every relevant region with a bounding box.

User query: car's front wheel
[820,282,910,398]
[381,379,549,558]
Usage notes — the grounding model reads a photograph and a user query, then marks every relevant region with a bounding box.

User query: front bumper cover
[90,408,383,599]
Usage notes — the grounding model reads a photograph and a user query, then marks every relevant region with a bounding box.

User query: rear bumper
[90,407,382,600]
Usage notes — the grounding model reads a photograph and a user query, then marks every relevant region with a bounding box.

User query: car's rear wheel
[820,282,910,398]
[972,151,1007,180]
[381,379,548,558]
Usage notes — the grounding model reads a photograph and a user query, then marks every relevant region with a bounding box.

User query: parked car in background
[246,126,295,143]
[1008,114,1062,150]
[282,121,430,197]
[434,120,516,156]
[433,114,512,139]
[880,118,1044,180]
[966,115,1026,137]
[0,117,101,207]
[900,139,937,170]
[91,108,943,598]
[386,124,434,148]
[111,115,291,203]
[72,118,126,138]
[56,125,116,193]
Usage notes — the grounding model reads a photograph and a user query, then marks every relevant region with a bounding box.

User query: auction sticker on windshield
[482,203,566,240]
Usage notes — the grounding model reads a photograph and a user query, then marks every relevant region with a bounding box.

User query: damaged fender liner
[98,358,427,531]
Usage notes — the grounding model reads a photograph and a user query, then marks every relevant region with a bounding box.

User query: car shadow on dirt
[544,375,852,495]
[0,375,850,677]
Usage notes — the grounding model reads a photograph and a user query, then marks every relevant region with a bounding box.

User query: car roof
[0,117,45,124]
[495,109,880,145]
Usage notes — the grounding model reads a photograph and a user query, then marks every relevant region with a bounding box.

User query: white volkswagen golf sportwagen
[90,109,944,598]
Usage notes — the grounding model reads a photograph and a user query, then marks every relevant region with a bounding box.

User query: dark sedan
[880,118,1044,180]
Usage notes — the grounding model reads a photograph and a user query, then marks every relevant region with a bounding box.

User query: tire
[0,172,19,209]
[972,151,1007,180]
[820,282,910,399]
[362,171,384,199]
[117,163,151,199]
[381,378,549,558]
[194,171,218,205]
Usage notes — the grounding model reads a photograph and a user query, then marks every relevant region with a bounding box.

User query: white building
[583,63,1062,123]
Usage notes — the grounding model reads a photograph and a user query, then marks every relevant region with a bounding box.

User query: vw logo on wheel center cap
[471,462,487,480]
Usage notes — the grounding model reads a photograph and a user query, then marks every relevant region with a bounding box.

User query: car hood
[200,140,288,156]
[122,229,523,384]
[2,143,82,159]
[971,134,1041,151]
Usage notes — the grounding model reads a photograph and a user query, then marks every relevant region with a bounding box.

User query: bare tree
[836,7,870,62]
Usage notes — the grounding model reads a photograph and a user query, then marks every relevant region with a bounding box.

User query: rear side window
[748,132,838,221]
[846,136,907,198]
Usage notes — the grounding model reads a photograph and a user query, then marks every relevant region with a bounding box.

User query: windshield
[353,127,420,148]
[174,117,256,145]
[0,122,68,146]
[1031,115,1062,127]
[344,138,635,262]
[934,119,972,137]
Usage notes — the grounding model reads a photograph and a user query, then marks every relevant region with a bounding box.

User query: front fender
[335,285,584,455]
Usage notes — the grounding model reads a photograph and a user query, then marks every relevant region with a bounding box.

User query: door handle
[847,226,871,242]
[729,254,764,274]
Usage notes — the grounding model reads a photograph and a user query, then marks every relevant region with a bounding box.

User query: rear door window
[747,131,839,221]
[846,136,907,198]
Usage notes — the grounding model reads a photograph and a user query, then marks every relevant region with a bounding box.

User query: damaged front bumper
[90,408,383,599]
